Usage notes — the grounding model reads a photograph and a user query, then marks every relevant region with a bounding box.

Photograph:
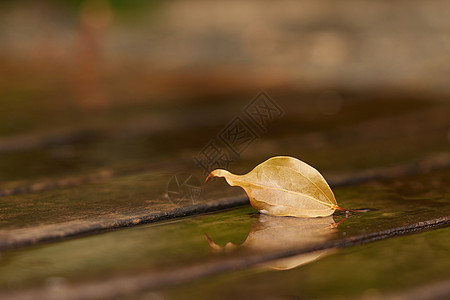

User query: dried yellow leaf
[205,156,343,217]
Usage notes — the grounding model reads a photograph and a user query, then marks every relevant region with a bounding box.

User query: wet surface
[0,95,447,191]
[0,168,448,297]
[161,226,450,300]
[1,150,449,250]
[0,207,257,290]
[0,87,448,299]
[0,94,448,250]
[0,171,247,249]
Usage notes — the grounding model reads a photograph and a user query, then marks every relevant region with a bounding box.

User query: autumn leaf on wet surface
[205,156,347,218]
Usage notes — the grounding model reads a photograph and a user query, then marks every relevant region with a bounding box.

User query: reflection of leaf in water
[205,156,342,217]
[244,214,336,250]
[267,251,330,271]
[206,214,337,270]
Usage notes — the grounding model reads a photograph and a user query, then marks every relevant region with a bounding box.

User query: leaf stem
[205,169,237,184]
[337,207,370,213]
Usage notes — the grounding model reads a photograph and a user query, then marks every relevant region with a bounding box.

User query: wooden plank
[0,169,448,298]
[0,97,447,193]
[0,151,448,250]
[160,226,450,300]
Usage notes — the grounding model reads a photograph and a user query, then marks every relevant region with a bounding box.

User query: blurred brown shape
[72,0,112,110]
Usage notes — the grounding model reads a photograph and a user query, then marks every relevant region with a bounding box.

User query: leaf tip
[204,169,229,183]
[204,171,216,183]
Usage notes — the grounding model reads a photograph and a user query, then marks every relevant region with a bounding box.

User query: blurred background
[0,0,449,186]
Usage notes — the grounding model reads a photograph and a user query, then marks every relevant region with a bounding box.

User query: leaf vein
[283,165,336,205]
